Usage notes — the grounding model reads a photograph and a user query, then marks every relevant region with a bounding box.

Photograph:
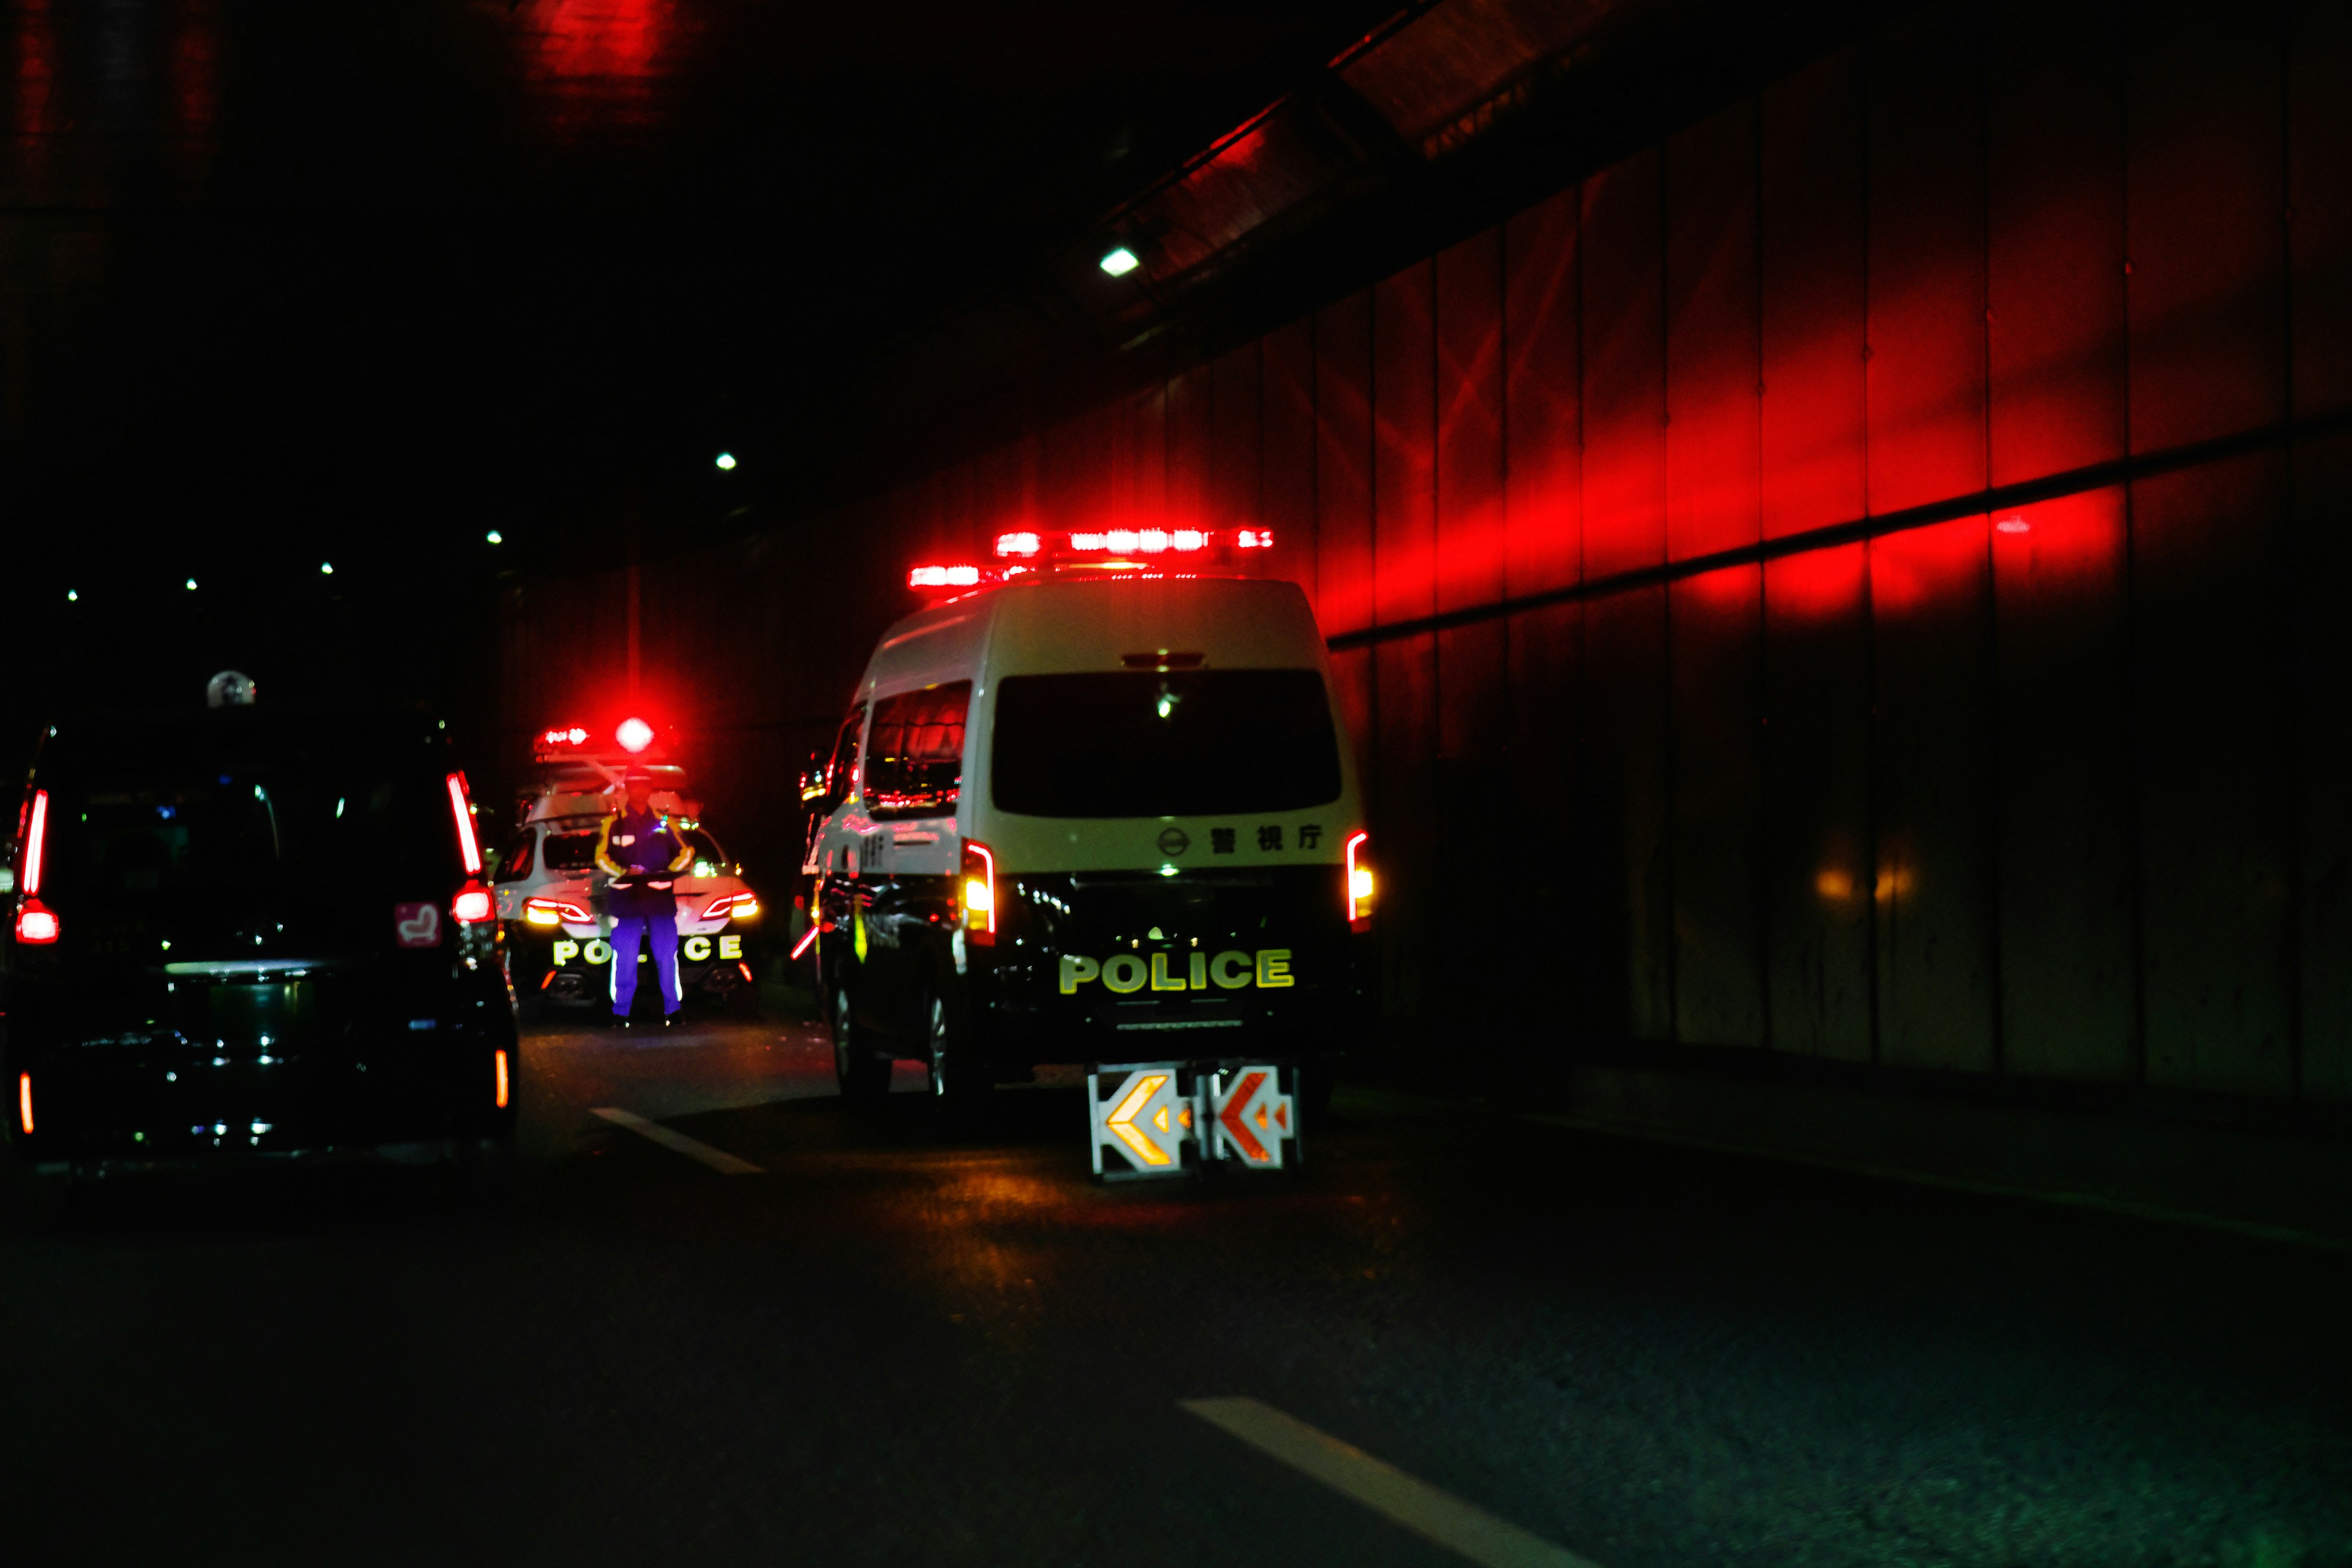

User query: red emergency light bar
[909,527,1277,600]
[1000,528,1272,559]
[540,725,591,748]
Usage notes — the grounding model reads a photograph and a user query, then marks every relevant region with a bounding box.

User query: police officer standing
[595,768,695,1027]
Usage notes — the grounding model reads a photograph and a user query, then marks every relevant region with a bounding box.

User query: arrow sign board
[1086,1060,1300,1180]
[1207,1066,1297,1169]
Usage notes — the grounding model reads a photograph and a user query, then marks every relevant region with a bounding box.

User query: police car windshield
[32,717,463,953]
[991,670,1341,818]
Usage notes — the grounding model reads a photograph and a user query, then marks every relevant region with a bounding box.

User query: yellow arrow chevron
[1106,1072,1174,1167]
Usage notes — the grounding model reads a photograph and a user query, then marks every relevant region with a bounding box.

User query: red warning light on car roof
[616,717,655,753]
[540,725,590,748]
[909,565,982,589]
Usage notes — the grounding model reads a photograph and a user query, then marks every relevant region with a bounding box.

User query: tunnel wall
[503,0,2352,1109]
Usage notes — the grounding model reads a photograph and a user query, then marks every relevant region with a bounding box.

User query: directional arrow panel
[1207,1066,1297,1170]
[1087,1060,1300,1180]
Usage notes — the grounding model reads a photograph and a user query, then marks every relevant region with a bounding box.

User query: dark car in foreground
[2,703,518,1202]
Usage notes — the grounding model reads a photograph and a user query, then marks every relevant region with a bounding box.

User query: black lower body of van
[820,865,1370,1077]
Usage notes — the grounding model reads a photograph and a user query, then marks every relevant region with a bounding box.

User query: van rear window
[990,671,1341,818]
[867,682,970,820]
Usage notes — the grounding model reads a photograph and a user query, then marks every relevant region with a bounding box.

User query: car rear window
[541,832,601,872]
[24,714,467,955]
[990,670,1341,818]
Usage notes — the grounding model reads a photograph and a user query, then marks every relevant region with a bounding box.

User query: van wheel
[831,987,889,1102]
[924,992,990,1125]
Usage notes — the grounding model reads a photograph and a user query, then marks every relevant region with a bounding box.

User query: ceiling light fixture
[1099,246,1140,277]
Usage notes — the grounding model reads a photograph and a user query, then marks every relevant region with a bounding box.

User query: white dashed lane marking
[590,1107,763,1174]
[1180,1397,1599,1568]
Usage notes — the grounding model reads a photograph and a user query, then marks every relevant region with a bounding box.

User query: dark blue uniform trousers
[609,911,682,1016]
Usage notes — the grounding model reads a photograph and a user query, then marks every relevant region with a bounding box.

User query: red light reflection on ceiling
[523,0,666,81]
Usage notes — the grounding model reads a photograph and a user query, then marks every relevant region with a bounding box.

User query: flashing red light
[21,787,48,896]
[1995,516,2031,535]
[961,839,996,946]
[994,532,1041,558]
[910,564,982,589]
[445,773,483,875]
[1065,529,1215,554]
[451,884,495,924]
[1236,529,1275,549]
[1344,831,1374,932]
[541,725,591,747]
[14,899,59,944]
[616,716,655,753]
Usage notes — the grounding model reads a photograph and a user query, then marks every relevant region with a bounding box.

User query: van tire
[923,991,990,1126]
[832,986,889,1102]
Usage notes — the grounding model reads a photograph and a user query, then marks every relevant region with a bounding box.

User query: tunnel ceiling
[0,0,1404,594]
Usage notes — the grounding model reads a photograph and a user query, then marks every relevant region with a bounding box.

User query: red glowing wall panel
[1986,0,2127,486]
[1210,342,1261,535]
[1760,48,1867,541]
[1581,586,1673,1039]
[2136,453,2294,1095]
[1865,2,1987,519]
[1374,634,1439,1021]
[1316,292,1376,636]
[1504,187,1581,599]
[1870,518,1996,1072]
[1763,544,1872,1059]
[1670,564,1765,1046]
[1436,228,1505,614]
[1328,643,1376,809]
[1374,261,1438,626]
[1166,363,1212,526]
[1665,102,1762,562]
[2294,431,2352,1097]
[2289,2,2352,421]
[1115,382,1166,518]
[1580,149,1667,579]
[2127,1,2287,454]
[1262,320,1319,608]
[1990,487,2135,1082]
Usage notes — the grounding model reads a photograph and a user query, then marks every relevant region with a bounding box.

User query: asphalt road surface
[3,1013,2348,1567]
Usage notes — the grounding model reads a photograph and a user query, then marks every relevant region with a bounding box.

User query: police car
[493,766,761,1017]
[805,529,1374,1112]
[2,685,518,1200]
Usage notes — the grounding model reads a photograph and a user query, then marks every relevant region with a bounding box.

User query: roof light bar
[994,532,1041,558]
[909,564,982,589]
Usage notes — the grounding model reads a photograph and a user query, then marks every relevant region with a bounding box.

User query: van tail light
[17,1072,30,1135]
[494,1049,510,1110]
[14,899,59,945]
[1344,831,1374,932]
[523,895,590,926]
[446,772,483,876]
[451,884,495,924]
[21,788,49,895]
[960,839,995,946]
[699,891,760,920]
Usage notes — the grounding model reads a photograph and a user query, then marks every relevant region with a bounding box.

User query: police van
[805,530,1374,1112]
[493,762,761,1017]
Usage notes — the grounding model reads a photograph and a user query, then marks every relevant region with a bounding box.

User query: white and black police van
[803,529,1375,1114]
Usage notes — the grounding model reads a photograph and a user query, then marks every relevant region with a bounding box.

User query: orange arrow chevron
[1106,1072,1175,1167]
[1217,1069,1272,1164]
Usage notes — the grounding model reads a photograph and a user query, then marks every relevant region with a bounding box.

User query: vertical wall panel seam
[1860,25,1882,1069]
[2118,0,2149,1088]
[1978,1,2007,1077]
[2277,0,2305,1097]
[1752,87,1776,1055]
[1660,133,1680,1046]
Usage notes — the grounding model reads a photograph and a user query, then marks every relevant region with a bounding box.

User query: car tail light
[14,899,58,944]
[451,884,495,924]
[21,788,48,896]
[494,1049,510,1109]
[446,773,483,875]
[960,839,995,946]
[1345,831,1374,932]
[699,891,760,920]
[523,895,590,926]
